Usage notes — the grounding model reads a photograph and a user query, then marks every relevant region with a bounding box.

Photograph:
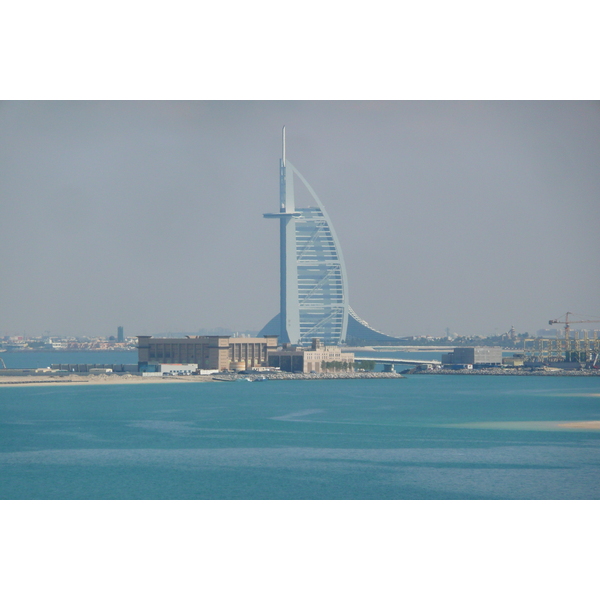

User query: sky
[1,100,599,338]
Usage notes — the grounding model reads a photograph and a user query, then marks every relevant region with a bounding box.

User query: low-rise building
[267,338,355,373]
[441,346,503,367]
[503,356,524,367]
[137,335,278,371]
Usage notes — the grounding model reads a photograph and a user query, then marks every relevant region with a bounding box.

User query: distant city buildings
[537,328,560,338]
[0,334,136,352]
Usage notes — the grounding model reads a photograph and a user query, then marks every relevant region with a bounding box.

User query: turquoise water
[0,350,138,369]
[1,376,599,499]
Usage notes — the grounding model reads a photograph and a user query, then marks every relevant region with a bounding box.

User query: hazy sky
[1,101,599,338]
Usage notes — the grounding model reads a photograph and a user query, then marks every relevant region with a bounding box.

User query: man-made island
[0,370,404,387]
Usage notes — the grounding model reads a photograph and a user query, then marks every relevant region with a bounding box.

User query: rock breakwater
[213,372,405,382]
[410,368,600,377]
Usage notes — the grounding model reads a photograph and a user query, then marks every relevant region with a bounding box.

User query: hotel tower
[260,128,401,346]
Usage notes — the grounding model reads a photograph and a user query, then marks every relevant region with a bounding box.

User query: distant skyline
[1,101,599,338]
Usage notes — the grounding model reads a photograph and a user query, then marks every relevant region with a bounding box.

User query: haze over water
[1,376,598,499]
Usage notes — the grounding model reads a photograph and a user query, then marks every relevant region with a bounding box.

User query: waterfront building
[503,355,524,367]
[259,128,404,346]
[267,338,355,374]
[117,326,124,343]
[137,335,278,371]
[441,346,503,367]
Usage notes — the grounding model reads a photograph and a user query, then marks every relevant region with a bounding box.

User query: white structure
[160,364,198,375]
[260,129,402,346]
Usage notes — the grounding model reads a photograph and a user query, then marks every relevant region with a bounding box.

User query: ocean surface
[0,350,138,369]
[1,374,599,499]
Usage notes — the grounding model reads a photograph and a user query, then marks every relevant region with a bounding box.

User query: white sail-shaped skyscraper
[260,128,402,346]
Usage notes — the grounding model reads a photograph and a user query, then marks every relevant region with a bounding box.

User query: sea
[1,351,599,499]
[0,350,139,370]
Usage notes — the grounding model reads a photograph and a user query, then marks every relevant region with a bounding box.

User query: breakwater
[409,367,600,377]
[213,372,405,382]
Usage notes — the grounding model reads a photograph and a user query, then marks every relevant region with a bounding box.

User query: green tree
[355,360,375,371]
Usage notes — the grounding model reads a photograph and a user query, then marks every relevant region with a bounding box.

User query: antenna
[282,126,286,166]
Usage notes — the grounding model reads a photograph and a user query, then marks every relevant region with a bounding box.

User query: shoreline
[0,372,405,387]
[2,368,598,387]
[0,375,213,387]
[214,372,405,382]
[410,368,600,376]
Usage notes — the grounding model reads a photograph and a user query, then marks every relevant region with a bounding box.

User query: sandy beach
[0,374,214,387]
[445,420,600,431]
[557,421,600,430]
[0,371,405,387]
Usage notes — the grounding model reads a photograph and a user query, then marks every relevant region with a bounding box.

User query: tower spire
[282,126,286,166]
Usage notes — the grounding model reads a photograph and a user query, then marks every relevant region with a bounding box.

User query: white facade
[159,364,197,375]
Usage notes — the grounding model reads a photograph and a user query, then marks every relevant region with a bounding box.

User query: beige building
[267,338,354,373]
[138,335,278,371]
[503,356,524,367]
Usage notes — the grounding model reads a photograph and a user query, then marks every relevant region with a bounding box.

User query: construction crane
[549,312,600,341]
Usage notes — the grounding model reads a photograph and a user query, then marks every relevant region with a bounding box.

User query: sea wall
[410,368,600,377]
[213,372,405,382]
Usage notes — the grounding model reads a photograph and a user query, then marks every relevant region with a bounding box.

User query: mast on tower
[282,126,286,167]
